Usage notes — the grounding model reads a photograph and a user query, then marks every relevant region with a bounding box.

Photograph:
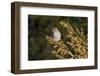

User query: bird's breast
[53,31,61,41]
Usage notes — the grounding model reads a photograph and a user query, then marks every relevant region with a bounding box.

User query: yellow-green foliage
[45,21,88,59]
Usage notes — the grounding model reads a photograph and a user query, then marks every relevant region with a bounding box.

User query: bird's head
[52,27,58,32]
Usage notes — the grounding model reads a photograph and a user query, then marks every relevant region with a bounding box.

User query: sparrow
[52,27,61,41]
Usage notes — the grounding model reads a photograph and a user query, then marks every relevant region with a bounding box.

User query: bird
[52,27,61,41]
